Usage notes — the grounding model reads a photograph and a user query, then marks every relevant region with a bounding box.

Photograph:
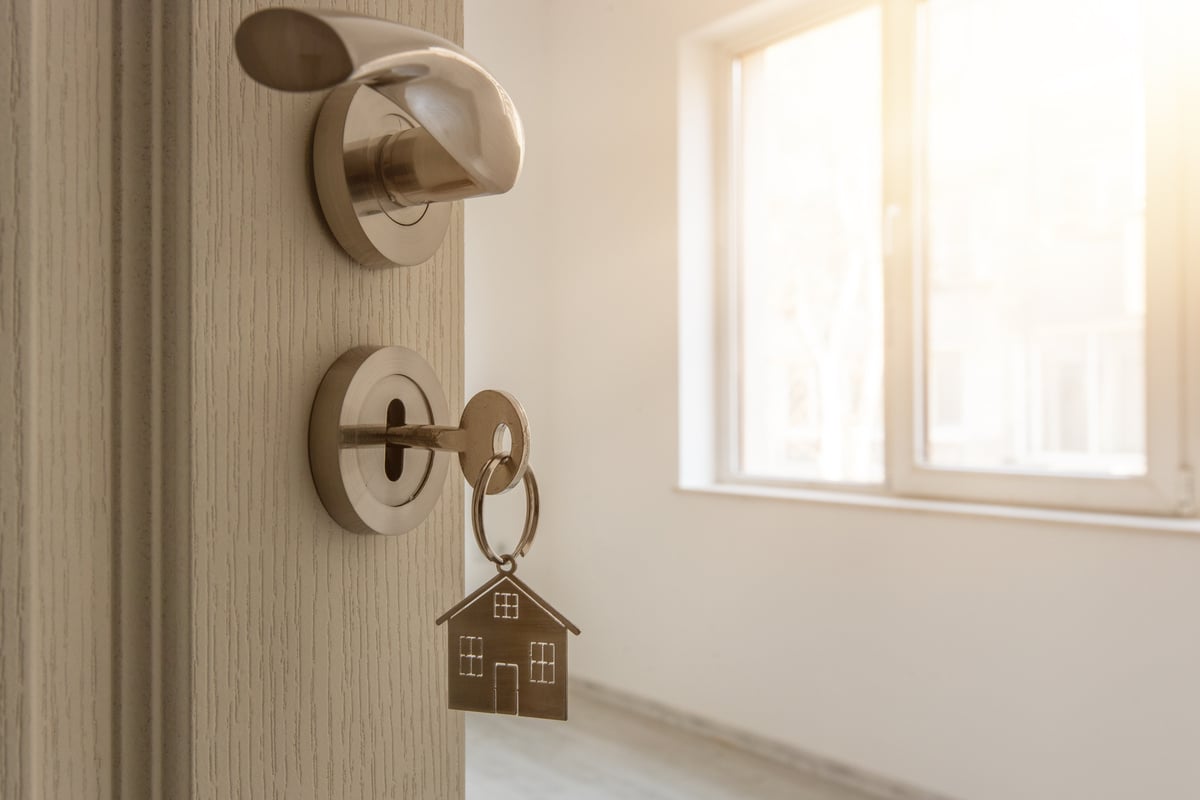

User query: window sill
[675,482,1200,536]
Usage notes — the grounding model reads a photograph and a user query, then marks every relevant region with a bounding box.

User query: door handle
[235,8,524,267]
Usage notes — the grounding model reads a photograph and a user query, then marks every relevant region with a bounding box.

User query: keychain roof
[436,571,580,634]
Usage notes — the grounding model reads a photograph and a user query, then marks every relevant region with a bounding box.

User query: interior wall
[464,0,557,589]
[465,2,1200,799]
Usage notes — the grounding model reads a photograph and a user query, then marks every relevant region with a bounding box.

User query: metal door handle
[235,9,524,267]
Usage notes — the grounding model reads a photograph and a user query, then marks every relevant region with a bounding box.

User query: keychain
[436,455,580,720]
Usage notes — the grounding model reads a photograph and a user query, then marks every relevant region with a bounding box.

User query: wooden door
[1,0,465,797]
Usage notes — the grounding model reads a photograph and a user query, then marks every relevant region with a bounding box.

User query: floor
[466,690,881,800]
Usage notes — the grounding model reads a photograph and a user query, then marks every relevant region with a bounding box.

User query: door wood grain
[189,1,464,796]
[1,0,466,797]
[2,0,117,796]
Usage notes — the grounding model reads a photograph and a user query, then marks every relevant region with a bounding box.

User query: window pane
[737,7,884,483]
[919,0,1146,476]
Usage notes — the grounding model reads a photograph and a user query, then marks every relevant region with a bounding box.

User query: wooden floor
[466,691,881,800]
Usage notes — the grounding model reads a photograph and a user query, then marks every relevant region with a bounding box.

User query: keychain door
[494,663,520,715]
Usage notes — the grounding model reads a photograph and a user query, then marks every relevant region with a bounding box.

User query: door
[1,0,465,798]
[493,663,520,715]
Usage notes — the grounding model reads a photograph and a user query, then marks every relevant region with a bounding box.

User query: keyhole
[385,398,406,481]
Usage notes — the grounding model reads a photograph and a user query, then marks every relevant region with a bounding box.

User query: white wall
[464,0,557,587]
[465,3,1200,799]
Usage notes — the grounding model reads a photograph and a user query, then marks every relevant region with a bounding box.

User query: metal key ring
[471,454,539,567]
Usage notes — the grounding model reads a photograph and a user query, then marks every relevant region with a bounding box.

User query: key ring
[471,454,539,572]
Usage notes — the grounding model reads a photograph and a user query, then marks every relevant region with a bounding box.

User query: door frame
[2,0,193,797]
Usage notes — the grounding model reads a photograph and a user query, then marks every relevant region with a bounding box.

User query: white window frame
[679,0,1199,517]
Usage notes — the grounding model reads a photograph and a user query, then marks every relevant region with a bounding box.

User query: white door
[0,1,465,797]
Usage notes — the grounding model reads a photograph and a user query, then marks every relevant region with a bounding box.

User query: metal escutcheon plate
[309,346,450,535]
[313,84,452,268]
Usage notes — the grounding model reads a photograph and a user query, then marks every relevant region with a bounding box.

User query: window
[735,5,885,485]
[916,0,1147,478]
[494,592,519,620]
[680,0,1196,515]
[459,636,483,677]
[529,642,556,685]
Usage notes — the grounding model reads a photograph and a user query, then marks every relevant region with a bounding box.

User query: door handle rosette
[236,9,524,267]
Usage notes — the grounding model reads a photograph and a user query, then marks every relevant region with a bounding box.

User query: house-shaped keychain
[436,571,580,720]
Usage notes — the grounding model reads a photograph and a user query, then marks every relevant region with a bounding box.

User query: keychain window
[530,643,555,685]
[458,636,483,677]
[494,592,519,620]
